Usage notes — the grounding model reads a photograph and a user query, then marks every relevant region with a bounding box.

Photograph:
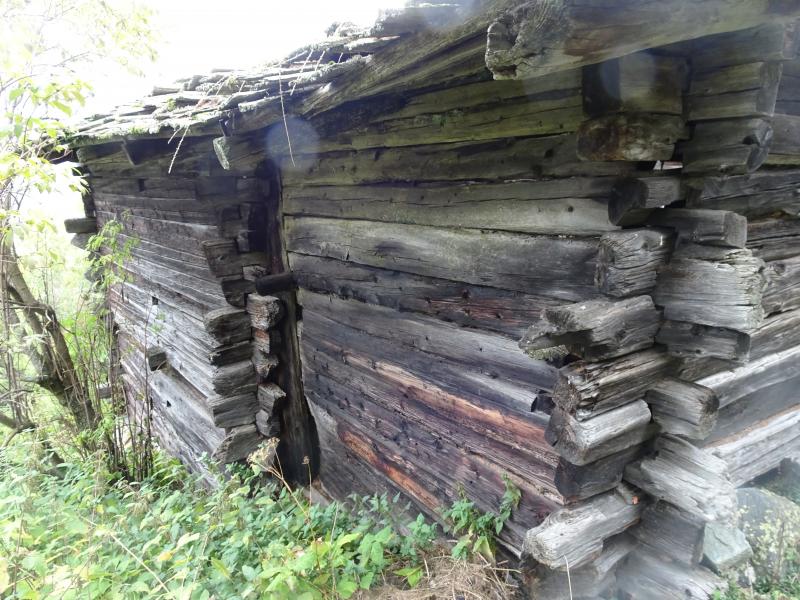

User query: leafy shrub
[0,439,519,599]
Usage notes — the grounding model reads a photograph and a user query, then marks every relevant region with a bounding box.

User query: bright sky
[92,0,405,111]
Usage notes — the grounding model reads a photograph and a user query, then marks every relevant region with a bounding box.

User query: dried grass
[356,554,521,600]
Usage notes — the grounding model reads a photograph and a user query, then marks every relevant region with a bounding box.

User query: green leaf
[242,564,258,581]
[336,578,358,599]
[176,532,200,549]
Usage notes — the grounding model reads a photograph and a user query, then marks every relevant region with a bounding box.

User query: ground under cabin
[58,1,800,597]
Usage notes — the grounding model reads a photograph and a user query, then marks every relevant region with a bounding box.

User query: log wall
[63,7,800,597]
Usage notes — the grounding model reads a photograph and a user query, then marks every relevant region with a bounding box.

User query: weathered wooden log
[213,423,263,463]
[747,216,800,261]
[257,382,286,413]
[524,535,633,600]
[64,217,98,234]
[206,393,259,428]
[146,346,167,372]
[287,217,602,302]
[749,307,800,360]
[625,435,736,522]
[300,291,557,393]
[522,485,643,570]
[212,135,265,171]
[485,1,800,79]
[120,138,167,167]
[576,113,685,162]
[211,360,256,397]
[254,409,280,438]
[681,117,773,174]
[201,239,242,278]
[583,53,686,117]
[632,501,706,565]
[520,296,661,362]
[247,294,284,330]
[595,229,673,298]
[554,446,643,503]
[553,349,674,420]
[645,378,719,440]
[656,320,752,361]
[648,208,748,248]
[691,21,800,71]
[608,176,685,227]
[697,344,800,409]
[255,272,297,295]
[290,253,560,338]
[653,246,766,332]
[203,307,252,346]
[686,168,800,217]
[546,401,654,466]
[767,113,800,164]
[706,403,800,486]
[617,550,724,600]
[686,62,782,120]
[763,254,800,314]
[283,179,619,236]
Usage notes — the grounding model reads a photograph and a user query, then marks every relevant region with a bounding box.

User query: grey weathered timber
[519,295,660,361]
[554,446,643,503]
[653,246,766,332]
[254,272,296,295]
[246,294,284,330]
[203,307,252,346]
[645,378,719,440]
[299,291,557,392]
[763,254,800,313]
[485,1,800,80]
[290,253,560,338]
[648,208,748,248]
[625,435,736,522]
[681,118,774,174]
[691,21,800,71]
[583,53,686,117]
[546,401,654,466]
[212,135,265,171]
[595,229,673,298]
[283,179,619,236]
[211,360,256,397]
[64,217,98,234]
[525,535,633,600]
[553,349,674,420]
[576,113,685,162]
[707,404,800,486]
[201,240,242,278]
[656,320,752,361]
[286,217,602,302]
[522,486,643,570]
[213,423,263,463]
[686,168,800,217]
[747,216,800,261]
[206,393,259,428]
[257,382,286,413]
[632,501,706,565]
[608,176,685,227]
[686,62,782,120]
[749,307,800,360]
[767,113,800,163]
[618,551,724,600]
[146,346,167,371]
[254,409,280,438]
[697,344,800,409]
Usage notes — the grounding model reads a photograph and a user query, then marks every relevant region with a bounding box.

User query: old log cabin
[59,1,800,597]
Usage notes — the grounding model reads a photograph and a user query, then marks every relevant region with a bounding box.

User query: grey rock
[737,487,800,584]
[703,521,752,573]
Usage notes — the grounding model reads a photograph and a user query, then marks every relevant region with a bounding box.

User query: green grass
[0,438,518,600]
